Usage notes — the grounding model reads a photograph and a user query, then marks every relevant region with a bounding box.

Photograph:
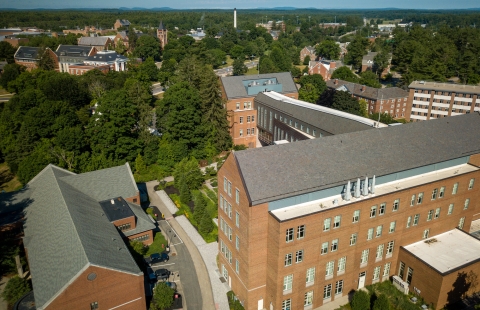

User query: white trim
[125,162,139,192]
[108,297,143,310]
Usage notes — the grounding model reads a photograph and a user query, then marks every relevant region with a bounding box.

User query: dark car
[146,267,157,283]
[155,268,170,281]
[145,253,169,266]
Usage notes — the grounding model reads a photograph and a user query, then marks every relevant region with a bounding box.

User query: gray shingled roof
[158,21,166,30]
[60,163,138,201]
[84,51,128,62]
[22,164,142,309]
[221,72,297,99]
[326,79,408,100]
[256,92,379,135]
[78,36,111,46]
[123,202,156,237]
[362,51,377,65]
[234,113,480,205]
[14,46,40,60]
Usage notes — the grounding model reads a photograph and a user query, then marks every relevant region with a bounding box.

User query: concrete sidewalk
[0,276,10,310]
[146,181,216,310]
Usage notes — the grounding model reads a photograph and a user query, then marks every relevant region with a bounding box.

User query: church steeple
[156,20,168,49]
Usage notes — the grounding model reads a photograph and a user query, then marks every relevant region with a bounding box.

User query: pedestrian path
[156,190,179,214]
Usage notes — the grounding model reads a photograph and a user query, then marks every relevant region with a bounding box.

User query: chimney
[334,79,338,85]
[361,85,366,92]
[344,181,351,201]
[330,61,336,69]
[234,8,237,29]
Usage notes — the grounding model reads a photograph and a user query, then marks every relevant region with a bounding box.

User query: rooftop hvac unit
[392,276,409,294]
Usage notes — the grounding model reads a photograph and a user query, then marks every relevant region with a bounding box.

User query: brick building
[308,60,343,81]
[361,51,391,77]
[326,79,410,120]
[55,45,97,73]
[14,46,58,71]
[397,228,480,309]
[300,46,316,63]
[78,36,113,51]
[114,19,131,30]
[10,163,154,309]
[220,73,298,148]
[408,80,480,122]
[83,50,128,72]
[217,113,480,310]
[255,91,385,145]
[157,21,168,49]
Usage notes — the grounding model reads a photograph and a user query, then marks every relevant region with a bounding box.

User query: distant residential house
[326,79,410,119]
[114,19,131,30]
[319,22,346,29]
[114,31,130,49]
[270,30,281,40]
[361,51,392,76]
[14,46,59,71]
[83,50,128,72]
[308,60,344,81]
[300,46,316,63]
[55,44,97,73]
[78,36,113,51]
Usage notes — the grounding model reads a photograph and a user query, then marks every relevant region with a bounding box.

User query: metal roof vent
[111,199,114,204]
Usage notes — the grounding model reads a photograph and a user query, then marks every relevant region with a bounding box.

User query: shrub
[373,294,389,310]
[1,276,31,306]
[351,290,370,310]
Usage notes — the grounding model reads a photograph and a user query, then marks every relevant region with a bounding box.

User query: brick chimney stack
[361,85,366,92]
[334,79,338,85]
[330,61,336,69]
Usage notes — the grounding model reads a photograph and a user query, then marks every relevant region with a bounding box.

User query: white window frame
[386,241,394,256]
[304,291,313,307]
[361,249,369,264]
[333,215,341,228]
[321,242,328,255]
[286,228,294,243]
[389,221,396,233]
[338,256,346,273]
[296,250,303,263]
[283,274,293,291]
[410,194,416,206]
[335,280,343,295]
[323,284,332,299]
[235,188,240,204]
[423,229,430,239]
[464,198,470,210]
[434,208,440,219]
[306,267,315,284]
[379,203,386,215]
[367,228,374,240]
[376,225,383,238]
[353,210,360,223]
[459,217,465,229]
[393,199,400,211]
[406,216,412,228]
[427,210,433,221]
[331,239,338,252]
[453,182,459,194]
[323,218,331,231]
[413,214,420,225]
[370,205,377,218]
[439,186,445,198]
[431,188,438,200]
[373,266,381,280]
[417,192,424,204]
[376,244,384,259]
[282,299,291,310]
[469,178,475,190]
[326,261,334,277]
[236,235,240,250]
[297,225,305,239]
[235,212,239,227]
[448,203,454,215]
[383,262,391,277]
[350,233,357,246]
[285,253,292,266]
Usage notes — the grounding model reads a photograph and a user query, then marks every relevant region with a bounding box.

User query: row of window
[223,177,242,205]
[239,115,255,124]
[131,234,150,242]
[117,223,131,231]
[235,101,252,110]
[239,128,255,137]
[220,195,240,227]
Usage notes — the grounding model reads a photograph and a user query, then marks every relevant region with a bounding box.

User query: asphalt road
[152,209,203,310]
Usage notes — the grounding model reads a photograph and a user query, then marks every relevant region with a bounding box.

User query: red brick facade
[45,265,145,310]
[218,152,480,310]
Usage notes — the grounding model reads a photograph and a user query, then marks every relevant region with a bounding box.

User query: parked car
[146,267,157,283]
[145,252,169,266]
[155,268,170,281]
[165,281,177,290]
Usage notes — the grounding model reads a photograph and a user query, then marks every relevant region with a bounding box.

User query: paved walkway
[0,276,10,310]
[146,181,216,309]
[156,190,179,214]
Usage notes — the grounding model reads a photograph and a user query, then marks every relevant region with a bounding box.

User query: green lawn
[246,67,259,75]
[146,232,168,255]
[220,55,235,69]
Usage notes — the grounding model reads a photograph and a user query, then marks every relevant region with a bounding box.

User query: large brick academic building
[217,113,480,310]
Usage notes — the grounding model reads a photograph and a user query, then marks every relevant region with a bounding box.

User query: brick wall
[127,230,154,246]
[46,265,145,310]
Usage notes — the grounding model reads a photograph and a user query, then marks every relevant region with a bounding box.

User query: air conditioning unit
[392,276,409,294]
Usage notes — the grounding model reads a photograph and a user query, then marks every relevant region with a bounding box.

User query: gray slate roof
[158,21,166,30]
[256,92,378,135]
[78,36,111,46]
[118,19,131,26]
[55,44,93,57]
[123,202,156,237]
[362,51,377,65]
[234,113,480,205]
[84,51,128,62]
[304,46,316,54]
[221,72,297,99]
[22,163,143,309]
[326,79,408,100]
[14,46,40,60]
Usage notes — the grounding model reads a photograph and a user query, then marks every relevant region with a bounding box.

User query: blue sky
[0,0,479,9]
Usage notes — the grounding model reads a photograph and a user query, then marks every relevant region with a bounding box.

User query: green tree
[351,290,370,310]
[373,294,390,310]
[331,66,359,83]
[199,69,232,152]
[135,35,161,60]
[0,63,25,89]
[115,38,127,54]
[135,153,146,174]
[128,30,138,50]
[369,112,398,124]
[270,46,291,72]
[299,74,327,95]
[345,36,369,70]
[199,210,213,234]
[193,191,206,224]
[358,99,369,117]
[373,50,390,77]
[299,83,320,103]
[173,157,204,191]
[233,58,247,76]
[0,41,16,63]
[37,47,56,71]
[259,56,277,74]
[359,71,382,88]
[152,282,175,310]
[316,39,341,60]
[303,55,311,66]
[1,276,31,306]
[230,45,245,59]
[179,178,192,204]
[331,91,363,116]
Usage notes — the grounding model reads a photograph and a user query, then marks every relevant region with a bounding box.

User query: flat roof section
[403,229,480,274]
[99,197,135,222]
[409,80,480,94]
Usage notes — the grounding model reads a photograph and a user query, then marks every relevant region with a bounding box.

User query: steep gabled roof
[326,79,408,100]
[55,44,94,57]
[14,46,40,60]
[234,113,480,205]
[22,163,143,309]
[78,36,111,46]
[158,21,166,30]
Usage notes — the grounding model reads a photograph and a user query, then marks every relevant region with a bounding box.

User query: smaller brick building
[300,46,316,63]
[398,229,480,309]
